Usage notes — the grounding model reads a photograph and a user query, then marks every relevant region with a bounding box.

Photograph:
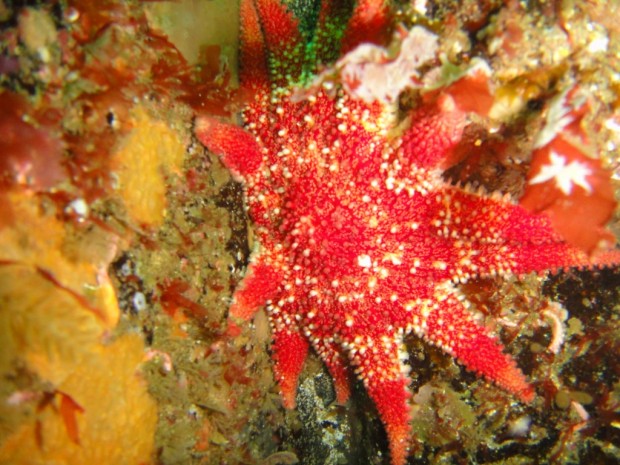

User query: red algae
[0,92,65,191]
[157,278,210,320]
[520,86,617,253]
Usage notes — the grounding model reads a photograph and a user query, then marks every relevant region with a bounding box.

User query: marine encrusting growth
[195,1,620,464]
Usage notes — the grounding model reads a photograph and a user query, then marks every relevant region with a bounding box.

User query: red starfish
[195,2,620,464]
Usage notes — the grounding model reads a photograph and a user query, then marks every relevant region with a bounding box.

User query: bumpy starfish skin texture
[195,2,619,464]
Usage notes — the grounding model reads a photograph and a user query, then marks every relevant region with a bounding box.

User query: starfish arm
[507,242,590,275]
[340,0,393,53]
[590,249,620,267]
[312,337,351,404]
[194,116,262,180]
[271,321,309,409]
[416,292,534,403]
[430,187,620,277]
[240,0,270,92]
[252,0,304,87]
[345,333,411,465]
[397,99,468,170]
[508,242,620,275]
[501,208,620,272]
[228,253,283,325]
